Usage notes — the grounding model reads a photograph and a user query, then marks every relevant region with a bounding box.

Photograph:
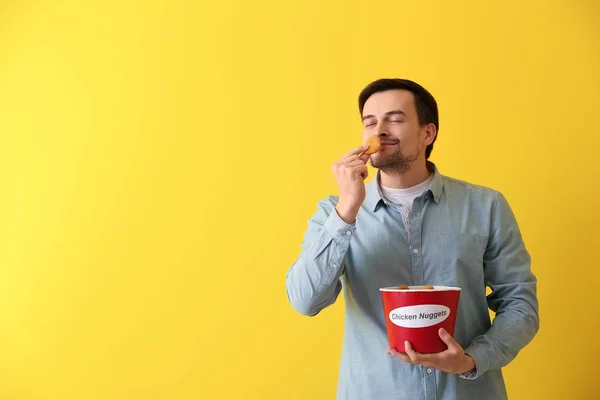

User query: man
[285,78,539,400]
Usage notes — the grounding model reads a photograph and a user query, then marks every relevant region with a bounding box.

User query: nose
[375,122,389,137]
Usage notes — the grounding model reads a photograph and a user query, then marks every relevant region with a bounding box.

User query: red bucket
[380,286,461,353]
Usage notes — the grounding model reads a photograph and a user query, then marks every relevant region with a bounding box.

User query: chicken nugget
[364,136,381,154]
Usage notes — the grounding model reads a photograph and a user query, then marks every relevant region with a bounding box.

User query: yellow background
[1,0,598,399]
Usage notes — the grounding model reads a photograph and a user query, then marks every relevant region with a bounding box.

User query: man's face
[361,89,433,173]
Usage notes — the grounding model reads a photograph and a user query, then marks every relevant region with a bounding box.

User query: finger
[346,159,367,169]
[360,167,369,180]
[404,341,420,362]
[341,162,368,179]
[339,154,362,165]
[405,341,434,367]
[387,346,413,363]
[439,328,460,352]
[345,145,369,157]
[352,164,368,180]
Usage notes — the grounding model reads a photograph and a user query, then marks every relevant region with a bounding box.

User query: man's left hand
[386,328,475,375]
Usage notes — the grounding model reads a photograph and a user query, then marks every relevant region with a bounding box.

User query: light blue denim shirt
[286,162,539,400]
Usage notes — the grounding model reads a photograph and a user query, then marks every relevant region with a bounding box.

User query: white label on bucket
[388,305,450,328]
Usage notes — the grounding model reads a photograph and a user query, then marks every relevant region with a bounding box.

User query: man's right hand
[332,145,371,224]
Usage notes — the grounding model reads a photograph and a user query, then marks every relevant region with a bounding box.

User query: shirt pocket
[435,232,488,288]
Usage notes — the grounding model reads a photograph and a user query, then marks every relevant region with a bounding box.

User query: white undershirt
[380,174,433,213]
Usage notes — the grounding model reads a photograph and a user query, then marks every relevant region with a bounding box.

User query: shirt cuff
[323,208,356,241]
[460,346,490,380]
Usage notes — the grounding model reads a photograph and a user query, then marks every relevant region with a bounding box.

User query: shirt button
[427,368,433,374]
[413,248,419,254]
[346,230,352,236]
[331,264,338,269]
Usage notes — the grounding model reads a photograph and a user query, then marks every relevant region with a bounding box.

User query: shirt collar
[364,161,444,212]
[427,161,444,203]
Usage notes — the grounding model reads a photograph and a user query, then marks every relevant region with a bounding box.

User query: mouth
[380,140,399,146]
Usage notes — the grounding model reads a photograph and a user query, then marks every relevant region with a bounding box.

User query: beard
[370,144,421,174]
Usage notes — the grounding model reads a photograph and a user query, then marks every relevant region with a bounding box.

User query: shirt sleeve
[285,196,356,316]
[462,191,540,379]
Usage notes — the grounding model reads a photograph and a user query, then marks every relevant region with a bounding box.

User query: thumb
[358,152,371,164]
[439,328,459,349]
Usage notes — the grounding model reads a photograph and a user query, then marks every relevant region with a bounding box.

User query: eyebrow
[361,110,406,122]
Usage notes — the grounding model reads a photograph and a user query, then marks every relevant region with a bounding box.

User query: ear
[422,123,437,146]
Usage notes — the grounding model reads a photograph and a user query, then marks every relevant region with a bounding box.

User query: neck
[379,161,431,189]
